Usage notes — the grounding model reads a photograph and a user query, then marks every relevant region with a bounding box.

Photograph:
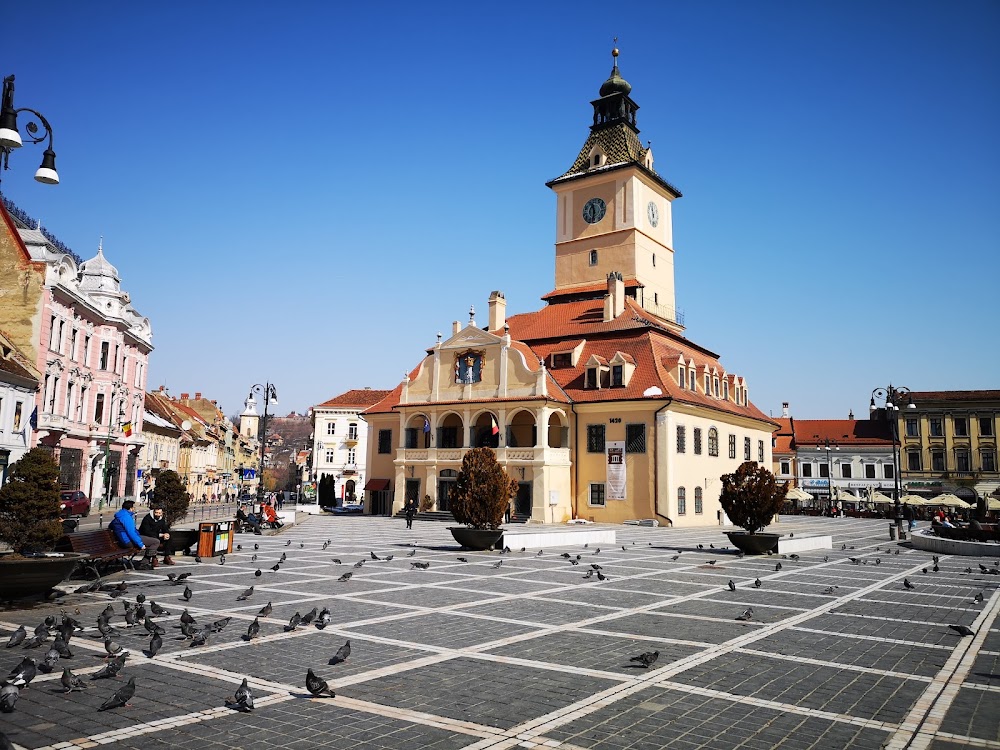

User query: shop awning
[364,479,391,491]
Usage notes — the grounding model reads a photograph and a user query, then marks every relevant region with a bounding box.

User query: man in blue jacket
[109,500,159,567]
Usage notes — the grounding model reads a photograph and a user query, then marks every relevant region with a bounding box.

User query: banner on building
[606,441,626,500]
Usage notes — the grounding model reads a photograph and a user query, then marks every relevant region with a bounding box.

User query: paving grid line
[926,733,1000,749]
[732,646,935,683]
[883,586,1000,750]
[789,625,957,650]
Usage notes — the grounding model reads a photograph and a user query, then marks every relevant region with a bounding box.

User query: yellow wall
[0,217,45,367]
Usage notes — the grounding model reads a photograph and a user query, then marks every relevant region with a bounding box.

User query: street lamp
[0,75,59,186]
[248,383,277,507]
[813,436,839,511]
[871,385,915,539]
[99,381,127,529]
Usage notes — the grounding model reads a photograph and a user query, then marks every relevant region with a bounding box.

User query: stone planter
[168,529,199,556]
[0,552,88,601]
[725,531,781,555]
[448,527,503,551]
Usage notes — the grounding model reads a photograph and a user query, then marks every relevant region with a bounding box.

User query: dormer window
[585,368,600,389]
[713,376,720,398]
[589,148,608,169]
[688,369,696,391]
[608,352,635,388]
[611,365,623,387]
[589,249,598,266]
[704,374,710,393]
[723,380,729,400]
[678,365,686,388]
[552,353,572,368]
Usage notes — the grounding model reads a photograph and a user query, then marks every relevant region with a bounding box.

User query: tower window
[654,293,659,305]
[652,253,656,267]
[589,250,598,266]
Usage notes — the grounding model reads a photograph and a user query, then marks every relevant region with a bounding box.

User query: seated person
[941,515,956,528]
[138,505,174,565]
[109,499,159,565]
[262,502,283,528]
[235,505,262,534]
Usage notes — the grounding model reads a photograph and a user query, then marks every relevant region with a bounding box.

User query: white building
[0,331,40,484]
[311,388,390,505]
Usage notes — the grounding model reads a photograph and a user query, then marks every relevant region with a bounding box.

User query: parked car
[59,490,91,518]
[331,503,364,515]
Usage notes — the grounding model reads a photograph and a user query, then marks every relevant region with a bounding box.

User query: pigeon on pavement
[7,658,36,688]
[316,608,332,629]
[91,654,126,680]
[339,572,353,582]
[903,578,914,590]
[754,578,762,588]
[370,551,381,560]
[257,602,272,617]
[974,592,984,604]
[226,677,255,712]
[329,640,351,665]
[0,684,18,713]
[40,647,60,673]
[98,676,136,710]
[286,613,302,631]
[492,560,503,569]
[407,549,416,557]
[149,601,170,616]
[147,632,162,657]
[236,586,254,601]
[949,624,976,636]
[728,580,736,591]
[300,608,318,625]
[630,651,659,668]
[180,609,196,625]
[306,668,335,698]
[5,626,26,648]
[60,667,88,693]
[736,607,754,621]
[411,561,430,569]
[182,586,193,602]
[246,618,260,640]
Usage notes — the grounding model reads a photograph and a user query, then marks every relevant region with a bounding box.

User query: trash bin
[888,524,897,541]
[197,521,234,558]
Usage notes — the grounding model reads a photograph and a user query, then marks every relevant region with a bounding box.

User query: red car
[59,490,91,518]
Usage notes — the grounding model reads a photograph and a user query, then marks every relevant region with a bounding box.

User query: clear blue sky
[3,2,997,420]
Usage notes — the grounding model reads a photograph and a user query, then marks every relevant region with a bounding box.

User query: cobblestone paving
[0,516,997,749]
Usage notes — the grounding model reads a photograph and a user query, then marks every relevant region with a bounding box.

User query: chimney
[782,402,789,418]
[488,290,506,331]
[604,272,624,321]
[452,320,460,335]
[180,393,189,400]
[194,392,201,400]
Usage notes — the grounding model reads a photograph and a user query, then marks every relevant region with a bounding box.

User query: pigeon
[254,543,259,551]
[39,647,60,673]
[255,569,262,577]
[949,624,976,637]
[406,548,417,557]
[629,650,659,669]
[591,564,603,570]
[338,572,353,582]
[91,654,126,680]
[189,630,209,647]
[306,668,335,698]
[166,573,179,583]
[411,561,430,570]
[561,553,571,559]
[353,560,364,569]
[536,550,543,557]
[903,578,914,590]
[271,563,281,572]
[21,633,47,649]
[707,560,716,566]
[329,640,351,665]
[286,613,302,631]
[583,570,594,580]
[370,552,381,561]
[177,572,192,581]
[286,540,292,546]
[736,607,754,622]
[594,548,600,554]
[596,571,607,581]
[670,555,679,561]
[226,677,255,712]
[180,621,198,639]
[570,559,579,566]
[775,562,782,571]
[492,560,503,569]
[823,555,829,562]
[195,556,202,563]
[51,637,73,659]
[104,636,128,658]
[384,555,394,562]
[300,608,318,625]
[875,558,881,565]
[144,616,165,635]
[921,568,928,574]
[821,586,837,595]
[98,676,136,710]
[147,632,162,657]
[316,608,332,629]
[237,544,242,552]
[754,578,762,589]
[932,564,939,573]
[697,544,704,550]
[728,580,736,591]
[300,543,304,549]
[182,586,193,602]
[789,554,799,561]
[247,618,260,640]
[60,667,88,693]
[502,546,512,554]
[209,617,232,633]
[457,557,469,563]
[0,684,18,713]
[149,601,171,616]
[974,592,984,604]
[236,586,254,601]
[331,559,342,564]
[5,626,26,648]
[257,602,272,617]
[219,555,226,565]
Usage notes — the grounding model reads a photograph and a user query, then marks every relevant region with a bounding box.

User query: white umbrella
[785,487,814,501]
[899,494,927,506]
[868,491,895,505]
[987,498,1000,512]
[838,491,861,503]
[930,493,972,508]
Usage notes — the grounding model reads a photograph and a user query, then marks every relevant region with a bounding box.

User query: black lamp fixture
[812,435,839,507]
[871,384,916,538]
[248,383,278,506]
[0,75,59,185]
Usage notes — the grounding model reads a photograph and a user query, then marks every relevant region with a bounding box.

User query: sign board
[549,490,559,506]
[606,441,626,500]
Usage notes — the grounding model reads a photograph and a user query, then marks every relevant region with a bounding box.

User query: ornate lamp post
[871,385,915,539]
[98,381,126,529]
[813,436,839,511]
[0,75,59,186]
[248,383,277,507]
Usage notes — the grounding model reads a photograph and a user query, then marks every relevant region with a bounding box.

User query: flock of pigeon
[1,533,995,733]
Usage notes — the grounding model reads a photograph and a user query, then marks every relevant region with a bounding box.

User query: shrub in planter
[153,470,190,527]
[719,461,788,535]
[0,447,64,556]
[450,448,518,531]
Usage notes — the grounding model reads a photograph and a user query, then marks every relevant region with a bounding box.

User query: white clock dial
[647,201,659,228]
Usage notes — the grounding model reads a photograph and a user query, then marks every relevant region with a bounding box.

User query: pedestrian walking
[404,498,416,530]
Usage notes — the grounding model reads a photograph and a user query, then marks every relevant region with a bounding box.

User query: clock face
[647,201,659,228]
[582,197,607,224]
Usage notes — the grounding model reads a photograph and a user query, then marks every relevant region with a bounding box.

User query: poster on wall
[606,441,626,500]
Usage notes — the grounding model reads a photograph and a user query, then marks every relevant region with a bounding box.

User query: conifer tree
[450,448,517,530]
[718,461,787,535]
[152,470,190,527]
[0,448,64,555]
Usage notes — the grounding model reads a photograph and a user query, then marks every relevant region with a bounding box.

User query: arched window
[677,487,686,515]
[589,249,598,266]
[708,428,719,457]
[694,487,703,514]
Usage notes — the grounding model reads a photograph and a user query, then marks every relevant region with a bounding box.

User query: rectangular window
[585,368,599,389]
[693,428,702,455]
[980,417,994,437]
[802,464,813,478]
[611,365,624,387]
[865,464,876,479]
[929,418,943,437]
[841,464,852,479]
[99,342,110,370]
[689,370,696,391]
[907,451,921,471]
[956,450,970,472]
[723,381,729,400]
[983,451,996,472]
[625,424,646,453]
[404,428,418,449]
[704,374,710,393]
[48,316,57,350]
[12,402,22,431]
[954,417,968,437]
[552,353,571,368]
[713,377,719,398]
[589,483,606,507]
[378,429,392,454]
[70,329,78,361]
[347,448,356,464]
[819,463,829,478]
[758,440,764,463]
[348,423,358,440]
[587,425,605,453]
[676,425,686,454]
[677,487,686,514]
[48,376,59,412]
[744,437,751,461]
[83,335,91,366]
[780,461,790,475]
[728,434,736,459]
[694,487,703,514]
[94,393,105,425]
[678,366,686,388]
[78,387,87,422]
[708,429,719,457]
[931,451,945,472]
[325,450,335,462]
[884,463,894,479]
[327,422,336,435]
[905,418,918,437]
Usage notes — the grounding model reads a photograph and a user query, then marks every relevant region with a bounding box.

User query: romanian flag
[491,415,499,436]
[122,422,133,437]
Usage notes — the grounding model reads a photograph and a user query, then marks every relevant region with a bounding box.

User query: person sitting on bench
[262,501,283,528]
[109,499,159,566]
[139,504,174,566]
[236,505,262,534]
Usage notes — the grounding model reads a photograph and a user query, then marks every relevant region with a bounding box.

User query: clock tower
[546,48,683,331]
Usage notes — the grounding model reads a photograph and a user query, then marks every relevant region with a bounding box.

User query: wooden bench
[932,524,1000,543]
[54,529,140,578]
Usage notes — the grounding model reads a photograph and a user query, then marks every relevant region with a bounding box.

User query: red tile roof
[316,388,394,409]
[540,278,643,301]
[793,419,893,446]
[905,390,1000,402]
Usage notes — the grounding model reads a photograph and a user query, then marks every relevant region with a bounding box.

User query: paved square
[0,515,997,749]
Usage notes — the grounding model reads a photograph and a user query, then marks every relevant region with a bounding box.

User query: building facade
[0,331,41,484]
[363,52,777,527]
[792,419,895,504]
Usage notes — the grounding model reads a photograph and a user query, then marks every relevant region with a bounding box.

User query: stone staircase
[394,509,529,524]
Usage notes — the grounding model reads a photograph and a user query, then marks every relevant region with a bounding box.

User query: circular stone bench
[910,528,1000,556]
